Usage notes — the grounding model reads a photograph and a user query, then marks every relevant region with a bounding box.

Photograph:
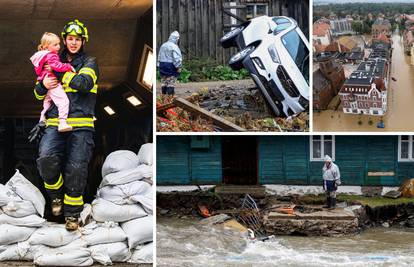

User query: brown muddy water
[157,217,414,267]
[314,30,414,132]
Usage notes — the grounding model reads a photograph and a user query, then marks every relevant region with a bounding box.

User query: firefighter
[28,19,98,231]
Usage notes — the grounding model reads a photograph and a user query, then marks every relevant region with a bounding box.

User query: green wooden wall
[157,136,412,186]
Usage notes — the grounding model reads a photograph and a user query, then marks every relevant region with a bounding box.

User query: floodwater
[313,30,414,132]
[157,217,414,267]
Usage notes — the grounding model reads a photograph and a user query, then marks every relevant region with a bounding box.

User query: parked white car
[220,16,310,117]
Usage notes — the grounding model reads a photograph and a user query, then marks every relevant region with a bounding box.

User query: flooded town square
[314,30,414,132]
[157,217,414,267]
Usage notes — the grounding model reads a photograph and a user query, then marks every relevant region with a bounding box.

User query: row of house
[157,135,414,186]
[338,38,391,116]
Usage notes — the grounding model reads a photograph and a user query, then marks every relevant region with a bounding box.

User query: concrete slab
[268,207,356,221]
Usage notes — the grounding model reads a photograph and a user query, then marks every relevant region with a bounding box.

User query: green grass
[298,194,414,208]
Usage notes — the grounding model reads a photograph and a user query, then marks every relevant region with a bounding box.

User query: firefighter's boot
[51,198,63,216]
[65,216,80,231]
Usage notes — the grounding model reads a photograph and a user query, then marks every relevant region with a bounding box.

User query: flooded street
[314,30,414,132]
[157,217,414,267]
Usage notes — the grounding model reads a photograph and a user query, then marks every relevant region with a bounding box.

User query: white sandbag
[91,198,147,222]
[0,184,21,206]
[0,224,36,245]
[138,143,153,166]
[80,203,92,225]
[101,150,139,177]
[28,224,81,247]
[0,213,45,227]
[129,242,153,264]
[34,246,93,266]
[81,221,127,246]
[89,242,131,265]
[97,181,153,213]
[2,200,37,218]
[6,170,45,217]
[0,242,46,261]
[99,164,153,188]
[121,215,153,248]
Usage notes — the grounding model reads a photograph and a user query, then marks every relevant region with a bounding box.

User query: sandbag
[2,200,37,218]
[0,224,36,245]
[99,164,152,188]
[0,213,45,227]
[81,221,127,246]
[0,184,21,206]
[28,224,81,247]
[138,143,153,166]
[101,150,139,177]
[97,181,153,213]
[91,198,147,222]
[129,242,153,264]
[89,242,131,265]
[34,247,93,266]
[0,242,46,261]
[6,170,45,217]
[121,215,153,248]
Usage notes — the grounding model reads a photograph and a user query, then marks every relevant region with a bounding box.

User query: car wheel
[220,26,244,48]
[228,46,255,71]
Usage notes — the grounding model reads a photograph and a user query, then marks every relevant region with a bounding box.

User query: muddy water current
[157,217,414,267]
[314,30,414,132]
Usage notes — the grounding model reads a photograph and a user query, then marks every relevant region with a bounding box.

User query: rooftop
[313,22,331,37]
[345,59,387,87]
[373,18,391,27]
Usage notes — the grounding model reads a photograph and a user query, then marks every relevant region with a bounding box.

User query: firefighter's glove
[28,122,46,143]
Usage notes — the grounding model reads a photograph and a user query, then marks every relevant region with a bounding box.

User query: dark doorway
[222,136,258,185]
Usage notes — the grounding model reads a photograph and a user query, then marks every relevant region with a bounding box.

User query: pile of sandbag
[90,143,154,264]
[0,143,153,266]
[0,170,47,261]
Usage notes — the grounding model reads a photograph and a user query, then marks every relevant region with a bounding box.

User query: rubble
[157,189,414,237]
[157,85,309,132]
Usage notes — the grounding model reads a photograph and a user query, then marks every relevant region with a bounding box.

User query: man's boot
[65,216,80,231]
[323,197,331,208]
[51,198,63,216]
[329,198,336,210]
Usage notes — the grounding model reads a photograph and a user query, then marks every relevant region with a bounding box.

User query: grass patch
[298,194,414,208]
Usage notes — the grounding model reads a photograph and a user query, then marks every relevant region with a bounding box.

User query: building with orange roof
[312,22,333,46]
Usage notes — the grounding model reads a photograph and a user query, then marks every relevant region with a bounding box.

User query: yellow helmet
[61,19,89,42]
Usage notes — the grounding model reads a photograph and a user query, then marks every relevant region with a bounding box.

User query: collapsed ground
[156,80,309,132]
[157,189,414,237]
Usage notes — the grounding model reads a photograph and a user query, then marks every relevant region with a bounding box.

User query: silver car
[220,16,309,117]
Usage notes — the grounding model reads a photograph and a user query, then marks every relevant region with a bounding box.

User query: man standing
[322,155,341,210]
[157,31,182,100]
[29,19,99,230]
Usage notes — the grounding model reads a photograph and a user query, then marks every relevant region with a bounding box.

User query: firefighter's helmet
[61,19,89,42]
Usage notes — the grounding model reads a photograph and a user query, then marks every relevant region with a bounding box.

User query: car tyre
[220,26,244,48]
[228,46,255,70]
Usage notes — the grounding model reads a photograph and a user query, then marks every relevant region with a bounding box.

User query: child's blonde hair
[38,32,60,51]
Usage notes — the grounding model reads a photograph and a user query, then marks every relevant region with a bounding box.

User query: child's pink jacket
[30,50,73,81]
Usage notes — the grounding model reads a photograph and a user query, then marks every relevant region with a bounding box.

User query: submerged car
[220,16,309,117]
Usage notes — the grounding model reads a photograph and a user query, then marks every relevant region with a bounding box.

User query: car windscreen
[281,29,309,84]
[272,17,291,34]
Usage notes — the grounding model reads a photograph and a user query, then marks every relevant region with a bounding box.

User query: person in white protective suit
[157,31,182,99]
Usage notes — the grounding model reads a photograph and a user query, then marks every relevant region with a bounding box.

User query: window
[398,136,414,161]
[246,3,268,19]
[310,135,335,161]
[137,44,154,91]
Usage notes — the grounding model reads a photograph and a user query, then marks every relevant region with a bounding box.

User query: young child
[30,32,76,132]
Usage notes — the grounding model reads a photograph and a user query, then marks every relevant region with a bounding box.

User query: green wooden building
[157,135,414,186]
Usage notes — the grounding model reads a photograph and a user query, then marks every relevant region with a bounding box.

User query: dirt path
[156,79,256,98]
